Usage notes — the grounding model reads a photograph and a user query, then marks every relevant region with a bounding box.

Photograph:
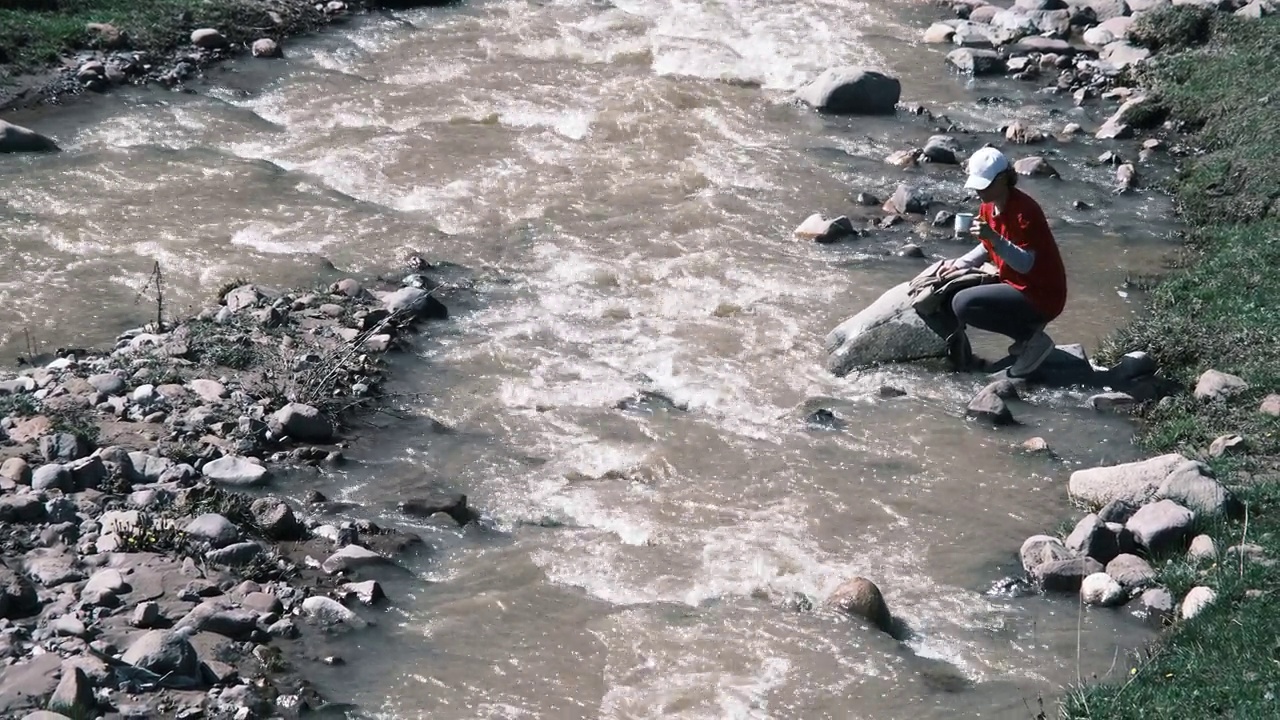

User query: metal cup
[953,213,975,238]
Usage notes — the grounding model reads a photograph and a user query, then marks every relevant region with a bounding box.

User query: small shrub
[1129,6,1213,52]
[0,394,39,419]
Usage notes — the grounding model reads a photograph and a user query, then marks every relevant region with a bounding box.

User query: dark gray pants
[951,283,1047,343]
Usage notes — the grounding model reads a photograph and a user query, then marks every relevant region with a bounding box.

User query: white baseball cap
[965,146,1010,190]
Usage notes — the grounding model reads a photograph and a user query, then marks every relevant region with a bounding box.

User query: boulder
[1097,95,1158,139]
[1180,586,1216,619]
[1187,534,1217,561]
[131,602,161,628]
[967,389,1014,425]
[953,21,995,46]
[1155,461,1237,516]
[383,287,448,320]
[322,544,393,575]
[191,28,228,49]
[1013,156,1060,178]
[1126,499,1194,555]
[947,48,1007,75]
[86,22,128,49]
[68,456,107,490]
[1068,453,1185,507]
[922,135,962,165]
[177,601,259,639]
[924,23,957,43]
[250,497,305,540]
[1081,572,1126,606]
[1194,369,1248,401]
[31,464,72,492]
[48,666,95,716]
[399,493,478,526]
[970,5,1001,22]
[1098,499,1137,524]
[1066,513,1121,563]
[223,285,264,312]
[341,580,386,606]
[206,542,263,566]
[252,38,281,58]
[184,513,241,548]
[794,67,901,115]
[824,282,948,375]
[793,214,855,243]
[1020,535,1073,573]
[883,184,931,215]
[83,568,130,600]
[0,120,59,154]
[241,591,284,615]
[270,402,333,442]
[1100,40,1150,69]
[302,596,363,627]
[1139,586,1174,616]
[1,458,31,485]
[0,496,46,523]
[989,9,1041,44]
[120,630,201,680]
[1237,0,1273,17]
[1078,0,1132,20]
[1034,557,1104,592]
[1105,553,1155,588]
[0,565,40,618]
[1008,37,1077,55]
[201,456,270,487]
[41,435,91,464]
[825,577,893,634]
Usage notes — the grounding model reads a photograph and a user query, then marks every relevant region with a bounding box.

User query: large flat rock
[1069,454,1186,507]
[824,282,948,376]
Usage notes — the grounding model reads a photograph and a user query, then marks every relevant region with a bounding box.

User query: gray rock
[1068,453,1185,507]
[0,495,46,523]
[177,601,258,640]
[302,595,362,627]
[1106,553,1156,588]
[0,565,39,618]
[1188,533,1217,561]
[184,513,240,548]
[1100,40,1151,69]
[267,617,300,639]
[31,464,72,492]
[1156,461,1237,516]
[44,497,78,524]
[83,568,129,605]
[1126,499,1194,555]
[825,577,893,635]
[1089,392,1136,411]
[24,549,83,588]
[188,379,228,402]
[967,389,1014,425]
[132,601,161,628]
[1237,0,1273,17]
[341,580,386,606]
[953,20,995,46]
[383,286,447,319]
[989,9,1041,44]
[1013,156,1060,178]
[399,493,477,526]
[794,214,855,243]
[223,285,265,313]
[1181,586,1216,619]
[241,592,284,615]
[157,463,197,484]
[48,665,95,716]
[201,456,270,487]
[0,119,60,153]
[121,630,201,679]
[191,28,228,49]
[947,48,1007,75]
[128,452,174,482]
[1097,96,1155,139]
[1,458,31,485]
[1008,36,1076,55]
[52,615,87,638]
[924,21,956,43]
[1194,369,1248,401]
[0,377,37,395]
[40,433,90,463]
[270,402,333,442]
[884,184,931,215]
[322,544,393,575]
[334,278,364,297]
[922,135,962,164]
[251,37,281,58]
[1208,433,1247,458]
[1034,557,1104,592]
[87,373,125,395]
[794,67,901,115]
[250,497,304,540]
[825,282,948,375]
[1081,571,1126,606]
[1226,543,1271,567]
[67,456,107,491]
[206,542,262,566]
[1020,535,1073,574]
[1066,513,1121,563]
[1139,586,1174,616]
[1016,0,1067,9]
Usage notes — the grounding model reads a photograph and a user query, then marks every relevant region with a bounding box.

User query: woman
[941,146,1068,378]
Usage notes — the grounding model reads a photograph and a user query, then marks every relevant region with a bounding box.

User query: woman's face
[976,172,1009,204]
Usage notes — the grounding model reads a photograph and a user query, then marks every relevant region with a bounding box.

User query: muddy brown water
[1,1,1184,717]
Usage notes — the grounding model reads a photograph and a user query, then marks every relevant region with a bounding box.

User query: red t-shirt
[978,188,1067,320]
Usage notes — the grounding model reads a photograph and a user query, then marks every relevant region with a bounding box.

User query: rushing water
[1,1,1185,717]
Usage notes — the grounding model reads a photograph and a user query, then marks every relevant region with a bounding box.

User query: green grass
[1068,10,1280,719]
[0,0,319,73]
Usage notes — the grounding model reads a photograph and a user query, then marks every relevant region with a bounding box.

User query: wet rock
[1068,453,1185,507]
[884,149,920,169]
[177,601,259,640]
[191,28,228,49]
[825,282,947,375]
[794,67,901,115]
[1106,553,1156,589]
[1013,156,1060,178]
[251,38,281,58]
[1020,436,1051,454]
[241,591,284,615]
[1180,586,1216,619]
[1115,162,1138,192]
[1034,557,1103,592]
[383,287,447,320]
[922,135,963,164]
[2,458,32,485]
[132,601,161,628]
[398,493,477,526]
[825,577,893,634]
[251,497,304,540]
[1081,572,1125,606]
[925,22,957,44]
[1188,534,1217,561]
[1195,369,1248,401]
[202,456,269,487]
[988,9,1040,44]
[1067,513,1120,563]
[855,192,880,207]
[185,513,241,548]
[967,389,1014,425]
[1110,350,1157,382]
[883,184,931,215]
[0,120,60,154]
[794,214,855,243]
[947,48,1006,75]
[1020,535,1073,574]
[32,464,72,492]
[341,580,386,606]
[302,596,362,627]
[1089,391,1137,411]
[322,545,393,575]
[121,630,201,680]
[1156,460,1237,516]
[1005,119,1046,144]
[899,244,925,259]
[1126,499,1194,555]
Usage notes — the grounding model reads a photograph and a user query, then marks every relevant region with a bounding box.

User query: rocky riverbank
[0,0,454,113]
[0,264,472,718]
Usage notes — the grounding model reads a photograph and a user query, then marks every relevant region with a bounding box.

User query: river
[0,1,1181,717]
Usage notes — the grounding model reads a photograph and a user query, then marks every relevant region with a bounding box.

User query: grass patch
[0,0,323,74]
[1067,10,1280,719]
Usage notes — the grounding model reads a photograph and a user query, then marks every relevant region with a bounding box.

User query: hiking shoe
[1009,331,1054,378]
[1007,339,1025,357]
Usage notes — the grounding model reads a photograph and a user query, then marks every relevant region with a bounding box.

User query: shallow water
[0,1,1181,717]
